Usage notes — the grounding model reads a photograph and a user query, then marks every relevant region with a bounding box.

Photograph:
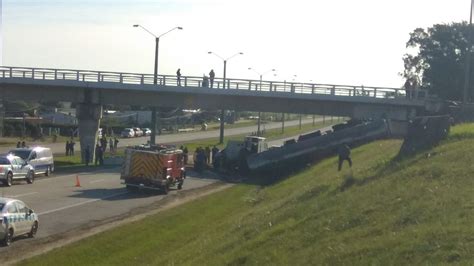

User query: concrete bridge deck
[0,66,430,120]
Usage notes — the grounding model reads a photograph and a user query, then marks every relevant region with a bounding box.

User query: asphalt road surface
[0,118,330,154]
[0,167,221,248]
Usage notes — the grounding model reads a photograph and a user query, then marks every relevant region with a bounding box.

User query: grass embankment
[21,123,474,265]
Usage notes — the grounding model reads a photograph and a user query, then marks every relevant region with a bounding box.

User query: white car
[132,127,143,137]
[0,198,39,246]
[143,128,152,136]
[0,155,35,186]
[9,147,54,177]
[121,128,135,138]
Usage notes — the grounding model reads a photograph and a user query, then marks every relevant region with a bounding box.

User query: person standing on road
[65,141,70,156]
[21,141,26,148]
[16,142,21,148]
[84,145,91,166]
[100,136,107,152]
[70,139,76,156]
[205,146,211,165]
[114,137,119,151]
[209,69,215,88]
[177,68,182,86]
[337,143,352,171]
[211,146,219,162]
[109,138,114,153]
[183,146,189,164]
[95,144,103,166]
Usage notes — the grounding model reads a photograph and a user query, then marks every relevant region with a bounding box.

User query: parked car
[8,147,54,177]
[0,198,39,246]
[0,155,35,186]
[121,128,135,138]
[132,127,143,137]
[143,128,152,136]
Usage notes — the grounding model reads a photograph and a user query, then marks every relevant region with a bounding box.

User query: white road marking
[38,191,129,216]
[90,179,105,184]
[7,192,39,198]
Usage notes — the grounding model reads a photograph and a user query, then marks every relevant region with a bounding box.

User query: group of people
[82,135,119,166]
[176,69,216,88]
[65,139,76,156]
[192,146,220,172]
[16,141,27,148]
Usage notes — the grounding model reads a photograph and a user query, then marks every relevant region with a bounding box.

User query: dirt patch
[2,182,233,265]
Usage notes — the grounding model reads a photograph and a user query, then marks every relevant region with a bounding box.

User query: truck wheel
[177,182,183,190]
[26,171,35,184]
[6,172,13,187]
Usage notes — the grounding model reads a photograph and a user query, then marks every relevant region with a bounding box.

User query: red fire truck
[121,145,186,194]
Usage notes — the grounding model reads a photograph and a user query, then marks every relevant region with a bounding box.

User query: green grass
[22,123,474,265]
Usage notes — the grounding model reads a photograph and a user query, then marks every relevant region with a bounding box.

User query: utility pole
[463,0,474,106]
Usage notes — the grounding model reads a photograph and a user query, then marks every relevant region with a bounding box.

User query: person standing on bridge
[337,143,352,171]
[202,75,209,88]
[177,68,182,86]
[209,69,215,88]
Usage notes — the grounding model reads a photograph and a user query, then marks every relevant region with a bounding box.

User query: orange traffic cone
[75,175,81,187]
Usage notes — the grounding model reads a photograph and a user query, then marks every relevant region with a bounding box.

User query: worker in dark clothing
[65,141,70,156]
[70,140,76,155]
[177,68,182,86]
[211,146,219,162]
[205,146,211,164]
[209,69,215,88]
[337,143,352,171]
[183,146,189,164]
[95,144,104,166]
[84,145,91,166]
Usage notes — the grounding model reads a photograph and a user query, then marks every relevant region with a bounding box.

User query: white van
[8,147,54,176]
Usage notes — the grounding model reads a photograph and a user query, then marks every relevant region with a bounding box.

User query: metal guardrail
[0,66,428,100]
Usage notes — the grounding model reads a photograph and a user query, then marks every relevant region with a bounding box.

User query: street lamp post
[248,68,276,136]
[463,0,474,106]
[133,24,183,145]
[208,51,243,144]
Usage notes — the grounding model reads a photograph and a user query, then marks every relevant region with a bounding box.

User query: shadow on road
[69,187,164,201]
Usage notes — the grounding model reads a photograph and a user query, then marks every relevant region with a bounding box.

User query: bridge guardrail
[0,66,428,101]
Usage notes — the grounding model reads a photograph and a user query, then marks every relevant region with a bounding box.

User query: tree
[403,22,474,101]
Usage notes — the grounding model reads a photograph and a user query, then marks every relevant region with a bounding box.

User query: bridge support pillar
[0,99,4,137]
[77,103,102,164]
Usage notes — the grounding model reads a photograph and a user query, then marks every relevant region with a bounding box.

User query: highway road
[0,117,331,154]
[0,167,223,249]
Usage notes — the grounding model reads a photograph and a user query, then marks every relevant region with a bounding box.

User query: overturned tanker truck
[215,119,392,174]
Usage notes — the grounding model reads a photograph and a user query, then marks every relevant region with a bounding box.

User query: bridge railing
[0,66,428,101]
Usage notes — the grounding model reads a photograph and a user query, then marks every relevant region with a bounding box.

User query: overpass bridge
[0,66,442,162]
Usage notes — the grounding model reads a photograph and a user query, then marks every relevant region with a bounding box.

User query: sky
[2,0,471,87]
